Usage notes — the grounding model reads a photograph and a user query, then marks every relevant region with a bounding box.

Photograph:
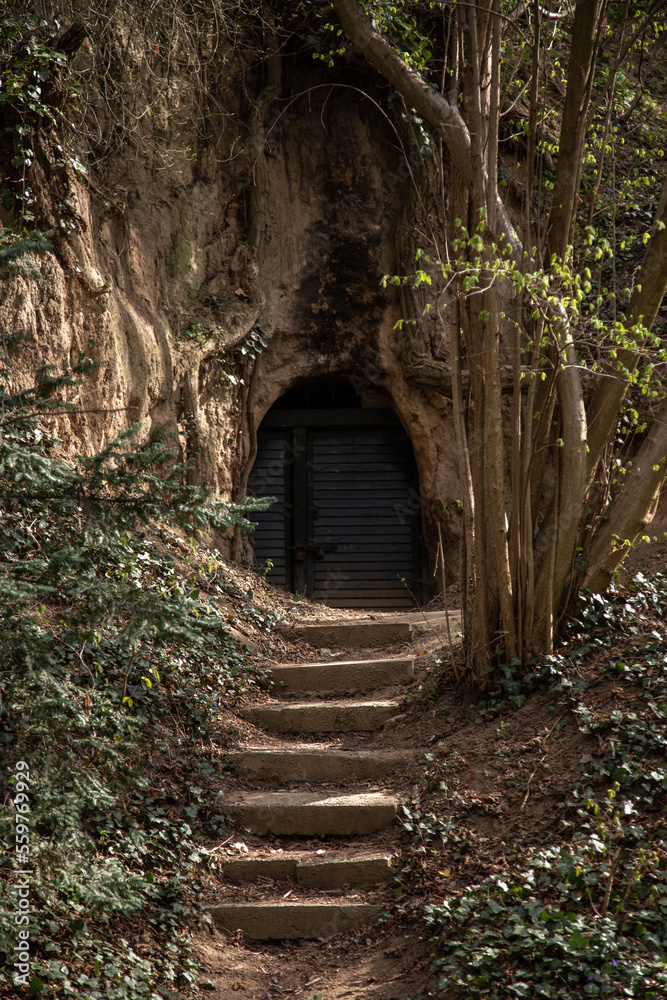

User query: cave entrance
[247,376,423,609]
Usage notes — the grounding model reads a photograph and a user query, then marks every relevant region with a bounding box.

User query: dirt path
[191,609,454,999]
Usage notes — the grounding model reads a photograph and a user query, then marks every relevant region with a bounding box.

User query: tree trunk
[331,0,667,670]
[585,175,667,477]
[331,0,522,259]
[545,0,605,260]
[583,396,667,592]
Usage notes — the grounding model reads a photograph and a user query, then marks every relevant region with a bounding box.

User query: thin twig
[602,845,621,918]
[437,523,460,682]
[520,768,536,811]
[122,653,136,702]
[201,834,234,854]
[614,860,642,931]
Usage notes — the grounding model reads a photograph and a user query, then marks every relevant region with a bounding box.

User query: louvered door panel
[310,427,419,609]
[246,432,290,589]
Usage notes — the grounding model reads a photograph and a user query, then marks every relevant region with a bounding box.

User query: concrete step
[229,745,414,783]
[221,850,395,887]
[265,657,414,695]
[225,790,398,836]
[277,620,414,648]
[239,699,401,733]
[209,901,383,940]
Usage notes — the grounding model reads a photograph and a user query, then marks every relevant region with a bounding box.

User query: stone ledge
[238,699,401,733]
[220,851,395,887]
[225,790,398,836]
[265,657,414,694]
[277,621,414,648]
[228,746,414,782]
[209,902,384,939]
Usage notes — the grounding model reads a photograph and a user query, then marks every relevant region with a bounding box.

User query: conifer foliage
[0,230,272,997]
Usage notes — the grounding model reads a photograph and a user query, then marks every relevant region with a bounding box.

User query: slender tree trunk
[485,289,517,659]
[332,0,667,667]
[545,0,605,260]
[444,302,475,642]
[524,0,541,256]
[585,177,667,476]
[584,397,667,592]
[520,356,539,653]
[331,0,522,258]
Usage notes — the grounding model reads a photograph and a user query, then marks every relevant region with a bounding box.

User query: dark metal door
[247,409,421,609]
[246,432,292,590]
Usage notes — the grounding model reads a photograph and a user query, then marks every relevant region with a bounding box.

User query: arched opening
[247,376,423,609]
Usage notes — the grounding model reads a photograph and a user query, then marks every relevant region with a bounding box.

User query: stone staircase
[209,619,420,941]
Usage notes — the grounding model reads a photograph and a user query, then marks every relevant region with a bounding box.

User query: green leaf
[569,929,587,949]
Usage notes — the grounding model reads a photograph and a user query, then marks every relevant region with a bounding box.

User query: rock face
[0,51,462,572]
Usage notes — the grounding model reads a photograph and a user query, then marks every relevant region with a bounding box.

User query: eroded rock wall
[241,80,462,574]
[0,55,463,577]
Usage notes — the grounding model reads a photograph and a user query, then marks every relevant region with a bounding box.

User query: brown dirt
[193,926,432,999]
[187,601,453,998]
[620,492,667,581]
[186,536,666,999]
[185,602,583,997]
